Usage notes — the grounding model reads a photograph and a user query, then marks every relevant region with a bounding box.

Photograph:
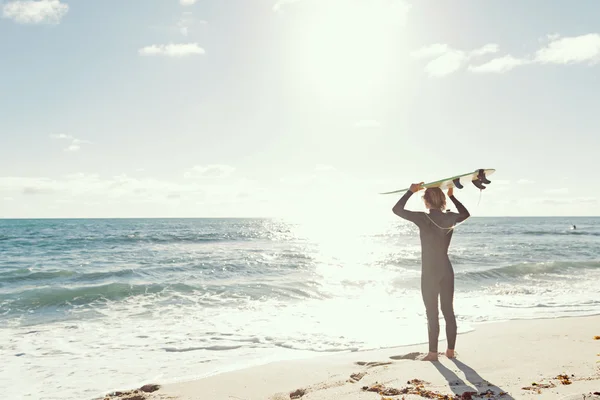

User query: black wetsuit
[392,191,470,353]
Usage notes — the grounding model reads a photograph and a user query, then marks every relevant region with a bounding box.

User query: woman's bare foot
[421,352,438,362]
[445,349,455,359]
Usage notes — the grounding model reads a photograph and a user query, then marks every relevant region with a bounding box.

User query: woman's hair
[423,187,446,210]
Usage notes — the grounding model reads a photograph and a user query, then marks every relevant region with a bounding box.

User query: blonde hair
[423,187,446,210]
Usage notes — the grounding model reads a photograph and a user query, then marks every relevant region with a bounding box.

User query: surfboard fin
[477,169,491,184]
[472,179,486,190]
[452,178,464,189]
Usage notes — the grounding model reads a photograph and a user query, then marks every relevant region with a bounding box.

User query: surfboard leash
[424,213,467,235]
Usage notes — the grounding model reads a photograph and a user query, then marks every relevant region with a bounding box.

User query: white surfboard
[380,168,496,195]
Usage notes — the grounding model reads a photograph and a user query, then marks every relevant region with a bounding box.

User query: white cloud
[0,177,56,195]
[410,43,449,59]
[354,120,382,128]
[468,33,600,74]
[0,168,390,219]
[184,164,236,179]
[176,11,206,37]
[2,0,68,24]
[139,43,205,57]
[534,33,600,65]
[0,171,260,213]
[65,143,81,152]
[50,134,91,152]
[180,0,198,5]
[468,55,529,74]
[411,42,499,78]
[23,186,55,195]
[470,43,499,57]
[423,49,467,77]
[178,12,191,36]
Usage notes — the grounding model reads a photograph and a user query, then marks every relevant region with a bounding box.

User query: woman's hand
[447,187,454,197]
[409,182,424,193]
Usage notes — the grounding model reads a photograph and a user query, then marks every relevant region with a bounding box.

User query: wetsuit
[392,190,470,353]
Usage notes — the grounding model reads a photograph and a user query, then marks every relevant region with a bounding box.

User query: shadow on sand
[432,359,514,399]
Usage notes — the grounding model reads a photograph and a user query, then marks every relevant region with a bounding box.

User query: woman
[392,183,470,361]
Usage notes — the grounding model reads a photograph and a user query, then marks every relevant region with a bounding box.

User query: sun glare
[284,0,411,107]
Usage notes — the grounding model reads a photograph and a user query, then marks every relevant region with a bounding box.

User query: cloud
[23,186,55,195]
[50,134,91,152]
[138,43,205,57]
[2,0,68,24]
[410,44,449,59]
[176,11,206,36]
[180,0,198,5]
[0,177,58,196]
[470,43,499,57]
[534,33,600,65]
[411,43,499,77]
[468,33,600,74]
[0,170,275,218]
[0,171,249,201]
[468,55,529,73]
[184,164,236,179]
[354,120,382,128]
[423,50,467,77]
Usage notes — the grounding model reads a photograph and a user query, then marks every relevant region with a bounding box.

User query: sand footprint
[389,352,424,360]
[389,351,450,361]
[347,372,366,383]
[355,361,393,367]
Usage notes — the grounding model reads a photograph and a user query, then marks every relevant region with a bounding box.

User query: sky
[1,0,599,218]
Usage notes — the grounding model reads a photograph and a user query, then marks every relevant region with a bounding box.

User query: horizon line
[1,216,599,220]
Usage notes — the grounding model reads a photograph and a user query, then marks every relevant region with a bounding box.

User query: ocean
[1,217,599,400]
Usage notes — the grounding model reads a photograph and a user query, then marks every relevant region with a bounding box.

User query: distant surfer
[572,225,576,230]
[392,184,470,362]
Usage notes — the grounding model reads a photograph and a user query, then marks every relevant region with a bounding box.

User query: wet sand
[101,315,600,400]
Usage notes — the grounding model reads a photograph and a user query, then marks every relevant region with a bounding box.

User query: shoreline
[153,311,600,384]
[101,314,600,400]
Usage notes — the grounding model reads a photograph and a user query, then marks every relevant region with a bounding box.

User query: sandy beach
[100,315,600,400]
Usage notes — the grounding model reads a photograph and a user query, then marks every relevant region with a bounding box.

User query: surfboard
[380,168,496,195]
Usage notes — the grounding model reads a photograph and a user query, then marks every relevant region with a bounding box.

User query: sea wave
[457,260,600,281]
[0,282,196,312]
[0,279,324,316]
[0,268,139,285]
[521,230,600,237]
